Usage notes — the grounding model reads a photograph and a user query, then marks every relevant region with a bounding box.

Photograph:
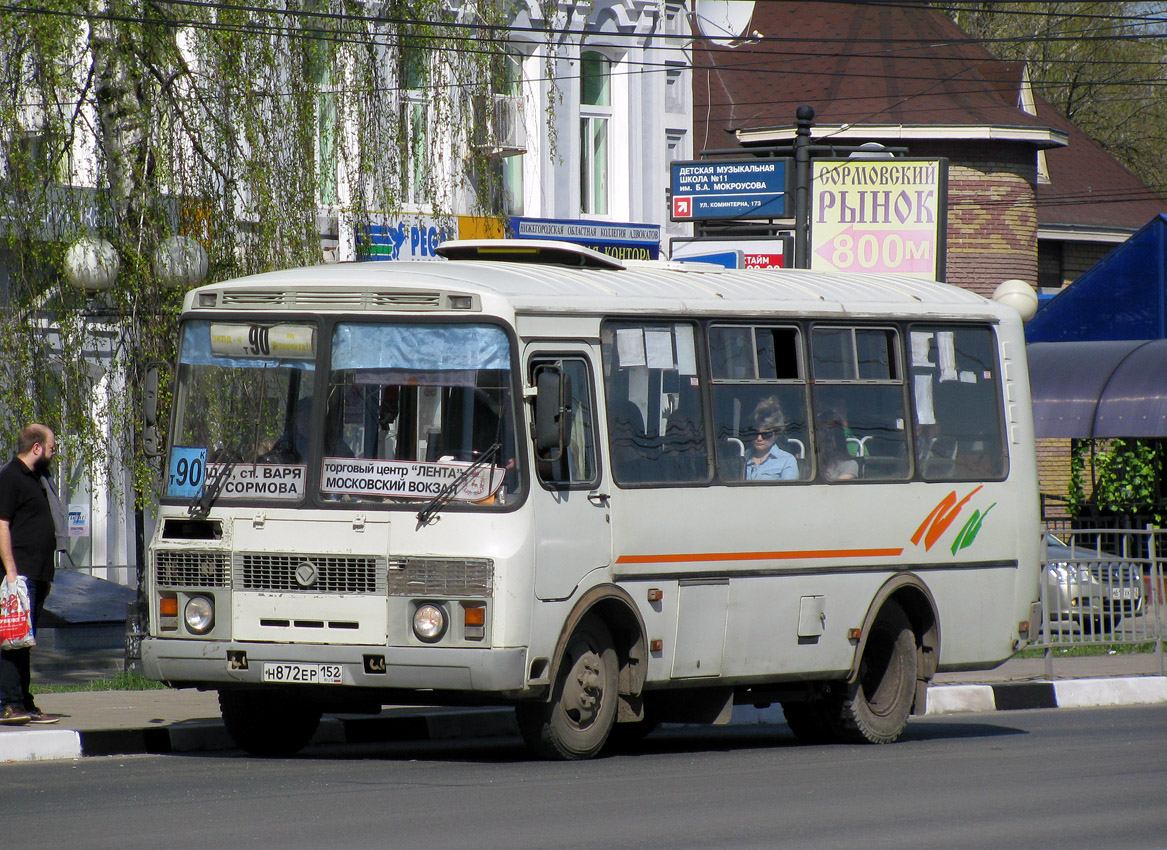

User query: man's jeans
[0,578,49,709]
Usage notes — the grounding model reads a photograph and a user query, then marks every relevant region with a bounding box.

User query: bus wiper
[416,443,501,526]
[189,443,243,519]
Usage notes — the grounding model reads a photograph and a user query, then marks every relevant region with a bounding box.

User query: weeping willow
[0,0,532,504]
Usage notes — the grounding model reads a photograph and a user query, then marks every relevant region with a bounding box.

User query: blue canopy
[1025,215,1167,438]
[1026,214,1167,344]
[1028,340,1167,438]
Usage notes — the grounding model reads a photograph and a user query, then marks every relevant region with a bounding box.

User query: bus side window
[531,357,599,488]
[708,324,809,483]
[602,321,709,486]
[811,326,910,481]
[910,326,1007,481]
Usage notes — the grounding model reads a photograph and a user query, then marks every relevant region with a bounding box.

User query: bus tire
[781,700,838,745]
[219,689,322,757]
[831,601,917,744]
[516,615,618,760]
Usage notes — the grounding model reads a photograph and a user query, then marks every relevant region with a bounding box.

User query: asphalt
[2,643,1165,764]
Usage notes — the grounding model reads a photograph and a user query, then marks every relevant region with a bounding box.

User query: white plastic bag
[0,576,36,650]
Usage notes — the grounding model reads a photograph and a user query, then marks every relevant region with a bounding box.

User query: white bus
[141,240,1042,759]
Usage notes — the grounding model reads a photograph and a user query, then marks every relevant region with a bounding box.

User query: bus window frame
[707,322,810,485]
[906,321,1010,484]
[528,353,604,492]
[600,318,714,489]
[809,322,913,482]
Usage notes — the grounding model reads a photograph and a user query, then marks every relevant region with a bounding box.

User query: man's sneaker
[0,705,31,725]
[26,708,61,725]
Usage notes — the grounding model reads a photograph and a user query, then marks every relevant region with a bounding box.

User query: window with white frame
[500,50,524,216]
[308,33,338,205]
[399,44,430,205]
[663,2,687,113]
[579,51,611,216]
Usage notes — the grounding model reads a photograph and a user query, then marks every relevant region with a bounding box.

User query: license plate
[1110,587,1139,600]
[261,663,344,684]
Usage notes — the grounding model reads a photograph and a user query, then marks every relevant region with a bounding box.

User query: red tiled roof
[1036,98,1166,232]
[692,0,1165,232]
[694,1,1050,142]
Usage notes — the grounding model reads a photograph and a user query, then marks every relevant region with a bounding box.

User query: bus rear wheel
[516,615,618,760]
[831,601,917,744]
[219,689,322,757]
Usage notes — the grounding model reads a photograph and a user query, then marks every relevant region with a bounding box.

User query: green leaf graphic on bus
[950,503,996,555]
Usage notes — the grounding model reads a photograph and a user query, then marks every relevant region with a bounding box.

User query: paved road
[2,705,1165,850]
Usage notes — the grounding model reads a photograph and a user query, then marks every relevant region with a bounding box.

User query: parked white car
[1044,534,1144,634]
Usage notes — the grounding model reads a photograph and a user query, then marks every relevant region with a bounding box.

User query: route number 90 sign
[167,447,207,498]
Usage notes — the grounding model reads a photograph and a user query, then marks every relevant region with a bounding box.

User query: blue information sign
[167,447,208,499]
[670,159,789,221]
[509,217,661,260]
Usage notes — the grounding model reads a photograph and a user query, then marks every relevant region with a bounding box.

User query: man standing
[0,424,62,725]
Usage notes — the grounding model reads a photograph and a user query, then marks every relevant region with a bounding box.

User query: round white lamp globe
[153,235,209,288]
[63,236,120,292]
[992,278,1039,322]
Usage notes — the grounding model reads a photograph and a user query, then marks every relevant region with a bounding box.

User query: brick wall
[945,160,1038,297]
[1062,241,1112,286]
[1037,437,1074,518]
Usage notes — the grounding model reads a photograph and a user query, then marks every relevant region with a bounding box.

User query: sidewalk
[3,649,1166,764]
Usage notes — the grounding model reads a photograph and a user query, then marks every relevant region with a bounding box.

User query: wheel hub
[563,651,604,728]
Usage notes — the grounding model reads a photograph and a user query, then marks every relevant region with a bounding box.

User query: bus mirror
[142,361,165,458]
[534,365,572,462]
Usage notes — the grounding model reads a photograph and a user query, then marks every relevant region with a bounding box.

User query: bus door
[527,350,611,601]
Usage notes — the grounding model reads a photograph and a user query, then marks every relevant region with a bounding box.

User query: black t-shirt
[0,457,56,582]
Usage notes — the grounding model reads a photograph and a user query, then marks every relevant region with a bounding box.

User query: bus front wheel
[831,601,917,744]
[516,615,618,760]
[219,689,322,757]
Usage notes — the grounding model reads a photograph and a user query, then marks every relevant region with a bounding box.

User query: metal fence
[1035,526,1167,677]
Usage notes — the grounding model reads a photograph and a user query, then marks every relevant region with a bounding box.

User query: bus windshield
[168,320,317,503]
[320,321,522,507]
[165,319,522,508]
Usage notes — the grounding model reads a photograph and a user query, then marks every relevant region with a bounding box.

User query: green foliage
[31,669,167,694]
[0,0,518,506]
[941,2,1167,188]
[1068,438,1164,524]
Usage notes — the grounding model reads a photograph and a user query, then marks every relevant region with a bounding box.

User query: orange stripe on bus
[615,548,905,565]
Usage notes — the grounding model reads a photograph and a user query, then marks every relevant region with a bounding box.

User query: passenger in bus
[817,420,860,481]
[743,397,798,481]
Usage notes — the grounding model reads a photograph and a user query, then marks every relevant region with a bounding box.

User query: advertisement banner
[811,159,947,279]
[357,215,504,261]
[320,457,505,501]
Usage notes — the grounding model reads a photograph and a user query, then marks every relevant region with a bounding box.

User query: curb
[5,677,1167,764]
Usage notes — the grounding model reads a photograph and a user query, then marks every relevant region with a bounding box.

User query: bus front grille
[239,553,384,594]
[155,550,231,588]
[386,557,494,597]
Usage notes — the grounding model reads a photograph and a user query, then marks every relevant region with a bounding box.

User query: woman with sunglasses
[744,396,798,481]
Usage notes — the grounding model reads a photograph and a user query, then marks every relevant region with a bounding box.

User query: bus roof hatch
[436,239,626,270]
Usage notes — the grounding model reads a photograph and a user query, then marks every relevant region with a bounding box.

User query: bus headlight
[184,595,215,634]
[413,603,447,642]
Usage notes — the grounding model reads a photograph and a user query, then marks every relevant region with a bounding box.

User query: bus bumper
[141,637,529,694]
